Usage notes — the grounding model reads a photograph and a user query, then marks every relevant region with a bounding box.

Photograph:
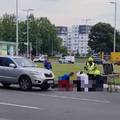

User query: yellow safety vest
[85,62,95,74]
[94,69,101,75]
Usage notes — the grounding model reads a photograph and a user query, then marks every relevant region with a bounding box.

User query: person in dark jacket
[44,57,52,70]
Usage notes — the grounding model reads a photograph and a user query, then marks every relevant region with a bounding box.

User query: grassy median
[36,60,120,84]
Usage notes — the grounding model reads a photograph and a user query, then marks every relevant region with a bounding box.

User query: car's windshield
[13,58,35,67]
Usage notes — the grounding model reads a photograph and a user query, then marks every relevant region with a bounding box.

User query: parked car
[114,61,120,66]
[0,56,55,90]
[93,58,105,64]
[59,56,75,64]
[33,55,45,62]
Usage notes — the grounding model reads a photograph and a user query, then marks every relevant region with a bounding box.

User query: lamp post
[23,9,34,58]
[16,0,19,55]
[110,0,117,52]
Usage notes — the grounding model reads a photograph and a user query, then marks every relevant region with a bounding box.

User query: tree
[36,17,62,55]
[60,46,68,56]
[0,14,63,56]
[88,22,120,53]
[0,14,16,42]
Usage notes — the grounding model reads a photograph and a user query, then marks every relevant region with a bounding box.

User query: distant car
[0,56,55,90]
[114,61,120,65]
[93,58,105,64]
[59,56,75,64]
[33,55,45,62]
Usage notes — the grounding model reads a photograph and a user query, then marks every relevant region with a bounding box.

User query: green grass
[35,58,120,84]
[36,63,81,80]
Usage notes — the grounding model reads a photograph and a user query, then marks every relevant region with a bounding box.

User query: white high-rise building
[56,26,68,46]
[67,25,79,54]
[56,25,91,56]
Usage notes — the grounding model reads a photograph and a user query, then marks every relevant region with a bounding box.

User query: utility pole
[23,9,34,58]
[110,0,117,52]
[16,0,19,56]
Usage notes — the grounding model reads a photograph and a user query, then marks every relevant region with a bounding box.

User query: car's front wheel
[19,76,32,91]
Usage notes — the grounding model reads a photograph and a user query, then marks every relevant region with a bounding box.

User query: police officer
[84,57,96,75]
[94,68,101,76]
[84,57,96,91]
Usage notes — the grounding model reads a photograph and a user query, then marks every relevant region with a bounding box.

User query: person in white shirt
[76,71,89,92]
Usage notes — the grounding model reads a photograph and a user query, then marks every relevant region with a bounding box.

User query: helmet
[88,57,93,62]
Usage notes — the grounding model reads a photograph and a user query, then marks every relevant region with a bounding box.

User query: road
[0,86,120,120]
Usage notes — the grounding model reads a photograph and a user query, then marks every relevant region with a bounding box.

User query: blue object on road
[59,74,70,81]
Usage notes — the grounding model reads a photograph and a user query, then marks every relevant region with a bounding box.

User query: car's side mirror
[9,63,16,68]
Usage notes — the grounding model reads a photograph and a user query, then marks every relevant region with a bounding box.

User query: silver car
[0,56,55,90]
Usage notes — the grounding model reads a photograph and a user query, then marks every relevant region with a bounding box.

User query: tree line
[89,22,120,53]
[0,13,120,56]
[0,14,67,56]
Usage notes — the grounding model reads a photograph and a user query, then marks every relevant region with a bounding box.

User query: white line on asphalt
[0,102,41,110]
[0,118,9,120]
[20,92,110,104]
[38,94,110,104]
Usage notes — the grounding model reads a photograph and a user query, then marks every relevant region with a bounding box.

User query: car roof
[0,55,24,59]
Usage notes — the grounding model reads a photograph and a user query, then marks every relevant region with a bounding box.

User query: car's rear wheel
[19,76,32,91]
[2,83,11,88]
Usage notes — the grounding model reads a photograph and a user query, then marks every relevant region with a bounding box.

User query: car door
[0,57,18,83]
[0,57,6,82]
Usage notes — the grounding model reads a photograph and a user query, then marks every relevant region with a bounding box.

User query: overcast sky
[0,0,120,29]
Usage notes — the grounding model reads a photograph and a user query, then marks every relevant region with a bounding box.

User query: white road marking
[0,102,41,110]
[0,89,110,104]
[38,94,110,104]
[0,118,8,120]
[20,92,110,104]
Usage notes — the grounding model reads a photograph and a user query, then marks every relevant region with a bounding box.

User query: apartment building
[56,25,91,56]
[56,26,68,46]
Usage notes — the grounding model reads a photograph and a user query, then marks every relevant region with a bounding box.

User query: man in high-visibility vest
[84,57,96,91]
[84,57,96,75]
[94,68,101,76]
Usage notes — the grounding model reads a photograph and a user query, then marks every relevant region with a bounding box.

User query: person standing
[76,71,89,92]
[84,57,96,91]
[84,57,96,75]
[44,56,52,70]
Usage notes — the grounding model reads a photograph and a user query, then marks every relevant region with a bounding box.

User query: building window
[81,37,83,39]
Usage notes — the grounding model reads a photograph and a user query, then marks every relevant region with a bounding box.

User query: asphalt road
[0,86,120,120]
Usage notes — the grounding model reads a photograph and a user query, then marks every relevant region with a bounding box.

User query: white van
[59,56,75,64]
[33,55,45,62]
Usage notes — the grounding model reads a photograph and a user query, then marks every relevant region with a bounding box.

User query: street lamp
[16,0,19,56]
[110,0,117,52]
[23,9,34,58]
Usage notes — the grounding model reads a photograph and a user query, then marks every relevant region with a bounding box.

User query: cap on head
[88,57,93,62]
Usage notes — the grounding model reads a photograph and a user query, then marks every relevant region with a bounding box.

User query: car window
[13,58,35,67]
[0,57,14,67]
